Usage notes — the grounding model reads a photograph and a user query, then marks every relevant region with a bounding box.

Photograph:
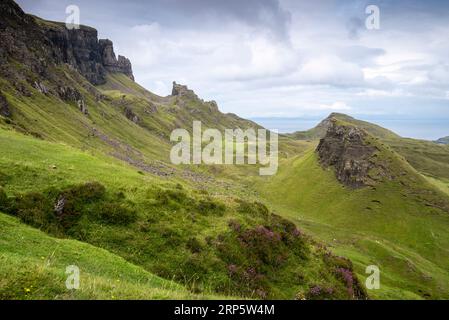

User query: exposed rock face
[57,86,83,102]
[317,120,379,188]
[44,25,107,85]
[124,106,139,123]
[99,40,134,81]
[172,81,198,99]
[0,0,134,85]
[0,92,11,117]
[78,99,88,115]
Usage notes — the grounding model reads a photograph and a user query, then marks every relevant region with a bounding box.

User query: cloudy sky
[17,0,449,139]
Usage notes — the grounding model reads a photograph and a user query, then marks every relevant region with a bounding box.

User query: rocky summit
[0,0,133,85]
[317,119,379,188]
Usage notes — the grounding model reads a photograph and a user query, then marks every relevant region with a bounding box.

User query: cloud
[317,101,352,111]
[15,0,449,135]
[297,55,364,87]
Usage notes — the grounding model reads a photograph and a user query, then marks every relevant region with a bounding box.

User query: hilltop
[436,136,449,145]
[290,113,449,180]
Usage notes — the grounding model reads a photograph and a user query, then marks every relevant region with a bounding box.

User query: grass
[254,149,449,299]
[0,127,365,300]
[0,212,209,300]
[1,26,449,300]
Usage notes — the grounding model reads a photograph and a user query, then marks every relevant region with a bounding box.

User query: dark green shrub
[12,192,55,228]
[55,182,107,229]
[61,182,106,203]
[186,237,203,253]
[0,187,8,212]
[197,198,226,216]
[236,200,269,218]
[97,201,137,225]
[156,188,188,207]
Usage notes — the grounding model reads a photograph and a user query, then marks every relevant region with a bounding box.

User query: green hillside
[291,113,449,181]
[255,121,449,299]
[0,128,366,300]
[1,0,449,301]
[0,212,208,300]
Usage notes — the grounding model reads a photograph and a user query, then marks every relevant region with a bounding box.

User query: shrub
[236,200,269,218]
[97,201,137,225]
[305,285,335,300]
[197,198,226,216]
[186,237,203,254]
[0,187,9,211]
[54,182,107,229]
[12,192,55,229]
[156,188,189,207]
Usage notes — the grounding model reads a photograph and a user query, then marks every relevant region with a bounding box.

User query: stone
[99,40,134,81]
[78,99,88,115]
[172,81,198,99]
[0,92,11,117]
[54,196,65,215]
[124,106,139,123]
[34,81,48,94]
[58,86,83,102]
[317,119,379,188]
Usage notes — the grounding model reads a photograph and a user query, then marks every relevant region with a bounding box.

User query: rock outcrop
[0,92,11,117]
[99,40,134,81]
[172,81,198,99]
[0,0,134,85]
[317,119,379,188]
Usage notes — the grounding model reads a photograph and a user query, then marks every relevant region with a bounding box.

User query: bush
[12,192,55,229]
[52,182,106,230]
[197,198,226,216]
[156,189,189,208]
[61,182,106,203]
[186,237,203,253]
[236,200,269,218]
[305,285,335,300]
[97,201,137,225]
[0,187,9,212]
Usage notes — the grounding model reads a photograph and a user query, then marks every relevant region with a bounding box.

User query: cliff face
[0,0,134,85]
[317,119,379,188]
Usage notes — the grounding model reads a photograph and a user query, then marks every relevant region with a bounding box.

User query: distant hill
[289,113,399,140]
[289,113,449,180]
[436,136,449,145]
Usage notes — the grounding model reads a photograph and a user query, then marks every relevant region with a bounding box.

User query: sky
[16,0,449,139]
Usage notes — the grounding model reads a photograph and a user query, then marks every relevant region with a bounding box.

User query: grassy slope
[0,212,206,300]
[291,113,449,181]
[254,147,449,299]
[0,127,364,300]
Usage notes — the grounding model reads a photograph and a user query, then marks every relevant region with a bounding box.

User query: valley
[1,0,449,300]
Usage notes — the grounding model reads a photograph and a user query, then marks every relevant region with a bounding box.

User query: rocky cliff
[0,0,133,85]
[317,119,380,188]
[171,81,198,99]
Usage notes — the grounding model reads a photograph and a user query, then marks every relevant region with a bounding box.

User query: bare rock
[317,119,379,188]
[0,92,11,117]
[172,81,198,99]
[124,106,139,123]
[78,99,88,115]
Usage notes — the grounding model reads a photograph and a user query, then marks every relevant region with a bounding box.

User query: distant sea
[250,117,449,141]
